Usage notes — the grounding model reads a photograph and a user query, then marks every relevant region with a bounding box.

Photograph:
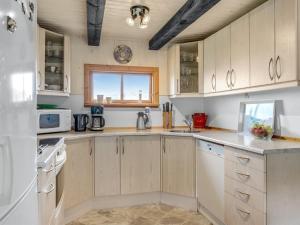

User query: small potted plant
[250,122,273,140]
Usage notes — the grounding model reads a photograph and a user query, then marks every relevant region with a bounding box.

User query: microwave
[37,109,71,134]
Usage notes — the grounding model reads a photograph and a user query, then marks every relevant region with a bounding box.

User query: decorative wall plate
[113,45,133,64]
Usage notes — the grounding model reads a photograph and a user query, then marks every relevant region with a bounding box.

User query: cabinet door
[63,35,71,94]
[95,136,120,196]
[167,45,180,95]
[121,135,161,194]
[215,26,231,92]
[198,41,204,94]
[230,14,250,90]
[37,27,45,91]
[204,35,216,93]
[162,136,195,197]
[64,138,94,210]
[274,0,298,83]
[250,0,275,86]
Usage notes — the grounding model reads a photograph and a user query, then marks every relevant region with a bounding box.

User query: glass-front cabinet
[37,27,71,96]
[167,41,203,97]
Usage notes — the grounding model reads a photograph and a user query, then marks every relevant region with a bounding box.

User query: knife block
[163,111,173,129]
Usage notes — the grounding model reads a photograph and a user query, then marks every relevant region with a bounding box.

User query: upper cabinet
[167,41,204,97]
[202,0,299,96]
[250,0,275,86]
[230,14,250,90]
[37,27,71,96]
[204,36,216,94]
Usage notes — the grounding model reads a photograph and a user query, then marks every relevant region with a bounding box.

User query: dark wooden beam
[87,0,106,46]
[149,0,220,50]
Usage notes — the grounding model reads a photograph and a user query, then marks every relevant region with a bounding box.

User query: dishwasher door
[197,140,224,224]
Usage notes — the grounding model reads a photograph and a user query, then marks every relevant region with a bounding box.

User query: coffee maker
[90,105,105,131]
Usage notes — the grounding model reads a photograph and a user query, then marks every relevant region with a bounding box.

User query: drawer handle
[39,184,55,194]
[236,190,250,201]
[236,207,251,219]
[236,156,250,163]
[236,172,250,180]
[42,164,55,173]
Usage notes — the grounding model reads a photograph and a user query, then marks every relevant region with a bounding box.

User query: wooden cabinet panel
[204,35,216,93]
[167,45,180,95]
[250,0,275,86]
[215,26,231,92]
[64,138,94,210]
[274,0,298,83]
[121,135,161,194]
[95,136,120,197]
[230,14,250,90]
[162,136,195,197]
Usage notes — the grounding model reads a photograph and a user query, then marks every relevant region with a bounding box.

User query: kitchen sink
[169,129,201,133]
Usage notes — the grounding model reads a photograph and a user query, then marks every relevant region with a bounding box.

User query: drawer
[225,193,266,225]
[225,146,266,172]
[225,176,266,212]
[225,159,266,192]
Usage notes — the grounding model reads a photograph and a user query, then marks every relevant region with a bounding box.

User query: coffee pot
[136,112,149,130]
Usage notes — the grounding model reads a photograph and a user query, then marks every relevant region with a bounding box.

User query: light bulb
[126,17,135,26]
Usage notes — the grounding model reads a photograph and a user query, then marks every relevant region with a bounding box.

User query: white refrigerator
[0,0,39,225]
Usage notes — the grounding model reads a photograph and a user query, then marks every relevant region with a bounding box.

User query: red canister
[193,113,208,129]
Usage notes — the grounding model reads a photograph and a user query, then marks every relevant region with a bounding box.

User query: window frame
[84,64,159,108]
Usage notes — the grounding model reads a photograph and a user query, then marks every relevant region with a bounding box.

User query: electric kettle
[136,112,148,130]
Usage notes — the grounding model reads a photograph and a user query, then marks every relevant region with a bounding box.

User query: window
[84,64,159,107]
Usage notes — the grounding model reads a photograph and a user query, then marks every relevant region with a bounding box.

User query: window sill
[84,103,160,108]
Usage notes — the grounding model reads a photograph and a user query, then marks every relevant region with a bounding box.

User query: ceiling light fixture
[126,5,150,29]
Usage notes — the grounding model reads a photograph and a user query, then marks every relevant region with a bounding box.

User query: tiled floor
[67,204,213,225]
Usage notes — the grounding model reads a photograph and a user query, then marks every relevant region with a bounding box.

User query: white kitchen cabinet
[274,0,298,83]
[37,26,71,96]
[120,135,161,194]
[64,138,94,210]
[250,0,275,86]
[204,35,216,93]
[95,136,120,197]
[230,14,250,90]
[215,26,231,92]
[162,136,195,197]
[168,42,204,96]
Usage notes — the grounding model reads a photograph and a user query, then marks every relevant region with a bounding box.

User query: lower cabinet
[64,138,94,210]
[94,135,161,196]
[162,136,196,197]
[121,135,161,194]
[95,136,121,196]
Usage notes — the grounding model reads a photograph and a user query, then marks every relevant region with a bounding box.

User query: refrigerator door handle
[0,137,13,206]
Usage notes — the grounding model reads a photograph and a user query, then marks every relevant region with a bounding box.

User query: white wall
[204,87,300,138]
[38,35,205,127]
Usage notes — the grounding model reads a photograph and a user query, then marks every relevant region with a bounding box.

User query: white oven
[37,109,71,134]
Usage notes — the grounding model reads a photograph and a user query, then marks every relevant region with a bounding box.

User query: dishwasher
[196,140,225,225]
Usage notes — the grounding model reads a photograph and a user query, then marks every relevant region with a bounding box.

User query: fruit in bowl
[250,123,273,140]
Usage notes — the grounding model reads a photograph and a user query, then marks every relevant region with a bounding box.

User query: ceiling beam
[87,0,106,46]
[149,0,220,50]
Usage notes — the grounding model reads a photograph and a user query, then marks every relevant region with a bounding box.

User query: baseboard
[160,192,197,211]
[198,205,225,225]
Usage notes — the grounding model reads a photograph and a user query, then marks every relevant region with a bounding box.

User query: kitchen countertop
[38,127,300,155]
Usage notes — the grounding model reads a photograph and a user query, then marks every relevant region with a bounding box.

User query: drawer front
[225,193,266,225]
[225,146,266,172]
[225,176,266,212]
[225,160,266,192]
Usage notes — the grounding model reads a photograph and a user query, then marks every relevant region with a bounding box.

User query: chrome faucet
[183,115,193,132]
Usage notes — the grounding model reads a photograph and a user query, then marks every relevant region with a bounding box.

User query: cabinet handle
[116,137,119,154]
[236,190,250,201]
[268,58,274,81]
[162,137,166,153]
[211,74,216,91]
[275,56,281,80]
[176,79,179,93]
[236,207,251,217]
[230,69,236,88]
[122,138,125,154]
[226,70,231,88]
[65,74,69,92]
[236,171,250,180]
[42,164,55,173]
[38,71,42,89]
[236,155,250,163]
[39,184,55,194]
